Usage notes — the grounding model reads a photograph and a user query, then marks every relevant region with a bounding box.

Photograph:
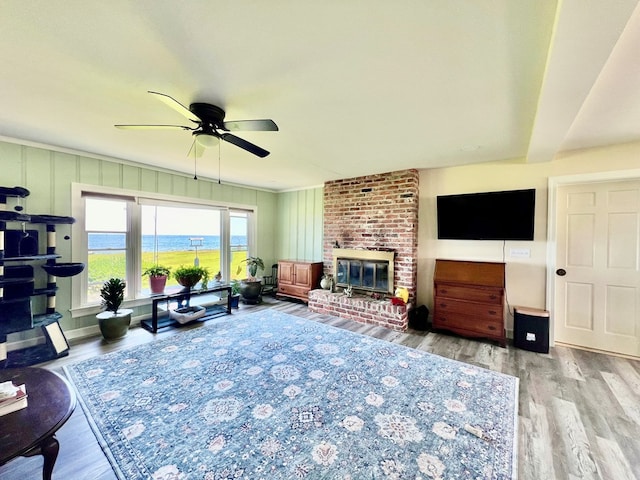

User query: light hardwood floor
[1,298,639,479]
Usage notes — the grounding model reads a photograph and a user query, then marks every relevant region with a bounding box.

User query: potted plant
[236,256,265,279]
[230,279,241,309]
[96,278,132,341]
[173,265,210,291]
[236,256,265,304]
[142,265,171,294]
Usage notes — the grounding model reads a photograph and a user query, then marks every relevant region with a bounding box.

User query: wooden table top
[0,367,76,464]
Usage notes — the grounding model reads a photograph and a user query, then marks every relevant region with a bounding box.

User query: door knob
[556,268,566,276]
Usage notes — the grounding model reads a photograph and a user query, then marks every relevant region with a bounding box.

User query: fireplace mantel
[332,248,395,263]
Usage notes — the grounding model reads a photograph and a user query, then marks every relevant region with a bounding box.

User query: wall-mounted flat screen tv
[437,188,535,240]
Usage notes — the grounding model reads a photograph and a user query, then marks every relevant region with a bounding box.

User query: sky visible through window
[87,201,246,237]
[142,205,219,236]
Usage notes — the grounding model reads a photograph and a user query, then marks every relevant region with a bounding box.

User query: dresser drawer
[278,284,309,298]
[433,312,503,336]
[434,298,503,320]
[435,284,503,304]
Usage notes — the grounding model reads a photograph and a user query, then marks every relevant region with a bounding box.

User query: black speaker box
[409,305,429,331]
[514,306,549,353]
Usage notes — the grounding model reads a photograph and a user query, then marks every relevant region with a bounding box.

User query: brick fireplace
[308,169,419,331]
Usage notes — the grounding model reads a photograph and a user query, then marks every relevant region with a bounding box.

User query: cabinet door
[293,262,312,287]
[278,261,295,285]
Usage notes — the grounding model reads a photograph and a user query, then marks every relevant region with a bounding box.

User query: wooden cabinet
[277,260,323,303]
[433,259,506,346]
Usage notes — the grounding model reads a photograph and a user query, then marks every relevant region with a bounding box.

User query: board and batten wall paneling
[1,142,25,186]
[256,189,277,269]
[276,187,324,263]
[0,140,278,336]
[25,147,53,213]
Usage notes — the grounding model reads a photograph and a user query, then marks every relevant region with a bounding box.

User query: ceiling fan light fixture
[195,133,219,148]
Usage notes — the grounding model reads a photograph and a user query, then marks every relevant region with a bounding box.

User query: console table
[141,284,232,333]
[0,367,76,480]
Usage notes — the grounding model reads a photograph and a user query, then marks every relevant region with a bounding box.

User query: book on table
[0,382,28,416]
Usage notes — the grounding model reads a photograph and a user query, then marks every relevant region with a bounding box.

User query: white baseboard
[64,314,144,342]
[5,314,145,351]
[64,324,101,342]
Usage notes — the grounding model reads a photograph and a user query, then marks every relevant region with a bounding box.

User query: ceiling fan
[115,91,278,158]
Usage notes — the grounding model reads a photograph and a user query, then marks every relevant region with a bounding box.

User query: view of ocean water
[88,234,247,252]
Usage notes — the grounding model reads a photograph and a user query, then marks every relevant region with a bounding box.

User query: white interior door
[554,180,640,357]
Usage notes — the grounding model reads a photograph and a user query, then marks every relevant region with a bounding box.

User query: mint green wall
[0,140,278,333]
[274,188,324,263]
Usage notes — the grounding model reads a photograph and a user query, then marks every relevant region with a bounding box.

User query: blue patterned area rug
[64,310,518,479]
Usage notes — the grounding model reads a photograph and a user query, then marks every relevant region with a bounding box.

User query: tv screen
[437,189,535,240]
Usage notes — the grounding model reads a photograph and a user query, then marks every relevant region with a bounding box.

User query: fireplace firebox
[332,248,395,295]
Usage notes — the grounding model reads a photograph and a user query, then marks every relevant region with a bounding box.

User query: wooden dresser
[433,259,506,346]
[276,260,323,303]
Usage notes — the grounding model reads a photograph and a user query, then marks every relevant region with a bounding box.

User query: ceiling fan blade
[221,133,270,158]
[222,119,279,132]
[148,91,200,123]
[115,124,194,130]
[187,138,205,158]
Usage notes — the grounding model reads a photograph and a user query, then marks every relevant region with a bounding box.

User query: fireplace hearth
[308,289,408,331]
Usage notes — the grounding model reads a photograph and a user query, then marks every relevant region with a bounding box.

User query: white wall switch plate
[510,248,531,258]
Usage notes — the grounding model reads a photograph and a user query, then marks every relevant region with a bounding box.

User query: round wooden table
[0,367,76,480]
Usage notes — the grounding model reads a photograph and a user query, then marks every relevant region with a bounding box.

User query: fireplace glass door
[337,258,389,293]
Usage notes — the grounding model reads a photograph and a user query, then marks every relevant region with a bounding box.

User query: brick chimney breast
[313,169,419,331]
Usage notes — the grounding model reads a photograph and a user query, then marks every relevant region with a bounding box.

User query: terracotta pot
[149,275,167,294]
[176,274,202,289]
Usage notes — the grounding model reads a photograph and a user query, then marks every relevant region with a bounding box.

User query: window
[140,204,223,290]
[230,211,249,280]
[85,197,129,304]
[74,186,256,311]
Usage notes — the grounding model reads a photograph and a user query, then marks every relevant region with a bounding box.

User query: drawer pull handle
[489,295,497,300]
[439,303,448,308]
[488,310,497,315]
[441,289,448,294]
[487,325,496,331]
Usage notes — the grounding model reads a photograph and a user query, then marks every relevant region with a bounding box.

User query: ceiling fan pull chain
[218,141,221,185]
[193,139,198,180]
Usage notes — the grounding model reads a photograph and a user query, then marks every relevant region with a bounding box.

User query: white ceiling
[1,1,639,191]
